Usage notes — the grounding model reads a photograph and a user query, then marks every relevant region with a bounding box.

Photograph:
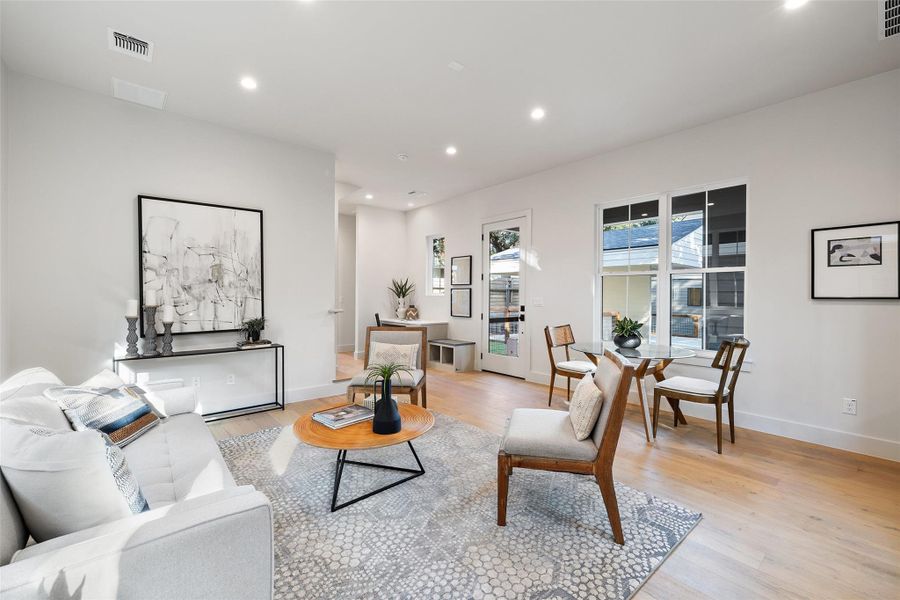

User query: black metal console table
[112,344,285,422]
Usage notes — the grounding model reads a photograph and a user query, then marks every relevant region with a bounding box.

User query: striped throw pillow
[45,384,161,446]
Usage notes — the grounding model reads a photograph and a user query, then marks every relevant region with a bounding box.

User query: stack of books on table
[312,404,374,429]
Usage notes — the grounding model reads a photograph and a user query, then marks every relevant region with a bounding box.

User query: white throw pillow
[0,367,64,402]
[369,341,419,369]
[569,372,604,441]
[0,420,148,542]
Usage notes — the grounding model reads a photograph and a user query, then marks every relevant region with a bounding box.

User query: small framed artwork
[811,221,899,299]
[450,288,472,318]
[451,255,472,285]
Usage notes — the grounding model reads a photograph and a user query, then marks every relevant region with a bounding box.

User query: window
[427,235,446,295]
[598,182,747,353]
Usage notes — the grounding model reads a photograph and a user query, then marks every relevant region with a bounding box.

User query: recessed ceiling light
[784,0,809,9]
[240,76,257,90]
[365,193,373,200]
[407,202,415,207]
[445,146,458,156]
[530,107,546,121]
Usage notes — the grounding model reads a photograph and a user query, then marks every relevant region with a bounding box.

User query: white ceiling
[2,1,898,213]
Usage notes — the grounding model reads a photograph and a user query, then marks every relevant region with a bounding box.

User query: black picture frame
[138,195,265,335]
[811,220,899,300]
[450,288,472,318]
[450,255,473,286]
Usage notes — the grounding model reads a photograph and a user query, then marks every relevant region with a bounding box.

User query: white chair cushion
[568,373,603,441]
[501,408,598,461]
[655,375,725,396]
[556,360,596,373]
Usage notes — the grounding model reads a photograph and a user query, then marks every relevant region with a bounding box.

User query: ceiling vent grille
[880,0,900,39]
[107,28,153,62]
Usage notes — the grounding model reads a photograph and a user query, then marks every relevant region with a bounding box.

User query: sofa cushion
[0,368,63,402]
[350,369,424,388]
[45,382,162,447]
[125,413,235,509]
[0,420,148,542]
[0,395,71,431]
[501,408,598,461]
[1,475,27,567]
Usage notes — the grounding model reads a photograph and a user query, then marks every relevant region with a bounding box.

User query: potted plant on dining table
[612,316,644,349]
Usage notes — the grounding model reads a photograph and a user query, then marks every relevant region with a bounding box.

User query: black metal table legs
[330,441,425,512]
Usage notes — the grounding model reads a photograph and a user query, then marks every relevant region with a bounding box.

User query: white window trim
[425,234,446,297]
[594,178,750,362]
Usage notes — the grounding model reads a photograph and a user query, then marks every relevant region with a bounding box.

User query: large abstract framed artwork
[811,221,899,299]
[139,196,264,335]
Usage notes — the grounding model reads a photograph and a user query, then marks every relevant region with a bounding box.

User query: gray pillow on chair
[568,373,604,441]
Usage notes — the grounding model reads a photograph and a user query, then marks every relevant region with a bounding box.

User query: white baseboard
[286,381,348,403]
[335,344,354,353]
[529,369,898,461]
[354,350,365,360]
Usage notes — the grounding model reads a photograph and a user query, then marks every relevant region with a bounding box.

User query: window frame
[426,234,446,297]
[595,178,749,360]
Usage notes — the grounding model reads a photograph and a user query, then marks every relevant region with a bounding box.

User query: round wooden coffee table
[293,403,434,511]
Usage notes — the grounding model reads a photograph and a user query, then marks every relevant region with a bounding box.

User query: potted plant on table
[365,362,410,434]
[389,278,415,320]
[241,317,266,343]
[612,316,644,349]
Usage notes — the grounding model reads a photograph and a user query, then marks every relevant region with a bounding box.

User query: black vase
[249,330,261,342]
[372,378,402,435]
[613,334,641,349]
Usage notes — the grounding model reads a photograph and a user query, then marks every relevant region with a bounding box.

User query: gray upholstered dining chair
[652,337,750,454]
[497,350,634,544]
[347,326,428,408]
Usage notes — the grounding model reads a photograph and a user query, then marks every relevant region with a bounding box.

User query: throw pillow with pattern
[45,382,161,446]
[569,372,603,441]
[369,341,419,369]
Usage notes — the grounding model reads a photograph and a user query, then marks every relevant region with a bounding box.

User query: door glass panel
[601,275,657,342]
[488,227,520,357]
[671,192,705,269]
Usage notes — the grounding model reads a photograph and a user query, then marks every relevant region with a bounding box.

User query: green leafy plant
[388,278,415,299]
[365,362,413,384]
[241,317,266,336]
[612,316,643,338]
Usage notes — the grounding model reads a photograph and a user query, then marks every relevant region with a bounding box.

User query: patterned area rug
[218,412,701,600]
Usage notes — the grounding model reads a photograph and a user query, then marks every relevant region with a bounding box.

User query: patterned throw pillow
[369,341,419,369]
[569,372,604,441]
[0,420,148,542]
[45,383,161,446]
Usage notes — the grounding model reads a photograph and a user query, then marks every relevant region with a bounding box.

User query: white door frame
[481,209,532,378]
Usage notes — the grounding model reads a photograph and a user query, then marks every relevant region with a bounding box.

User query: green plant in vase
[612,316,644,349]
[241,317,266,343]
[388,278,416,319]
[365,362,411,434]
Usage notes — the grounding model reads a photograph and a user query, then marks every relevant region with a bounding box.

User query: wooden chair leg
[566,377,571,401]
[728,397,735,443]
[497,452,510,526]
[672,399,680,428]
[715,399,723,454]
[347,388,354,403]
[421,382,427,409]
[548,371,556,406]
[409,387,419,407]
[595,467,624,545]
[652,393,661,439]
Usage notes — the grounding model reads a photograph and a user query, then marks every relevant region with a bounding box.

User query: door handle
[328,308,345,314]
[519,314,525,322]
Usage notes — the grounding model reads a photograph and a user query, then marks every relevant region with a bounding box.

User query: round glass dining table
[571,342,697,443]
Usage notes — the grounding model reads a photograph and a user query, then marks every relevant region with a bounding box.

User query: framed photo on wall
[811,221,899,299]
[451,255,472,285]
[450,288,472,318]
[138,195,264,334]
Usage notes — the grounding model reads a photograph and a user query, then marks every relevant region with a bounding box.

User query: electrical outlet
[226,374,236,385]
[841,397,857,415]
[192,377,201,387]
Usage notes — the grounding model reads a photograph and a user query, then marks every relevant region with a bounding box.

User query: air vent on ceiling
[879,0,900,39]
[107,28,154,61]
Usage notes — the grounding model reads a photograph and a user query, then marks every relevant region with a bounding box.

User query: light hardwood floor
[208,368,900,599]
[334,351,363,381]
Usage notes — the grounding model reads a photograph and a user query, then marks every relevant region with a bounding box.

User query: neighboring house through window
[427,235,446,295]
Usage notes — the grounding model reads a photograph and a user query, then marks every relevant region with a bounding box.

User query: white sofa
[0,368,274,600]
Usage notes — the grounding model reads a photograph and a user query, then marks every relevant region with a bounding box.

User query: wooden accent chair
[347,326,428,408]
[544,325,596,405]
[652,337,750,454]
[498,351,634,544]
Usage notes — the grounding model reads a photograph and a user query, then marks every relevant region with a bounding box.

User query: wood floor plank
[205,367,900,598]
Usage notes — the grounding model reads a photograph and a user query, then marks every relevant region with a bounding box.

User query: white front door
[481,216,529,378]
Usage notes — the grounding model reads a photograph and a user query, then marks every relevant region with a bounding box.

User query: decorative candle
[145,289,158,306]
[125,299,139,318]
[162,305,175,323]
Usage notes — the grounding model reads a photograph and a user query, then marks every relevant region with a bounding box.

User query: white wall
[406,69,900,460]
[0,61,9,378]
[3,72,339,409]
[354,205,408,355]
[336,213,356,352]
